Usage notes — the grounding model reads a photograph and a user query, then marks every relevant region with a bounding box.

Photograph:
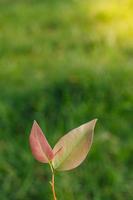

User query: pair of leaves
[29,119,97,171]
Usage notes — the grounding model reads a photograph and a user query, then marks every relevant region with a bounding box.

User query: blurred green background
[0,0,133,200]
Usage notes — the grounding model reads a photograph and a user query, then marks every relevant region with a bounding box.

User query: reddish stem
[51,173,57,200]
[49,162,57,200]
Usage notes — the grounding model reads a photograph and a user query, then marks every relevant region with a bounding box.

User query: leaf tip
[90,118,98,129]
[32,120,41,131]
[33,120,38,126]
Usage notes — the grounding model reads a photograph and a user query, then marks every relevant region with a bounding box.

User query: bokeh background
[0,0,133,200]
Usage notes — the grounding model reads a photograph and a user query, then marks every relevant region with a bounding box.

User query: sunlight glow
[82,0,133,46]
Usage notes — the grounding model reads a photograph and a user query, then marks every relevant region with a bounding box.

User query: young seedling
[29,119,97,200]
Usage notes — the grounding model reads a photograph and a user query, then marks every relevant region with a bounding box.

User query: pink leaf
[52,119,97,171]
[29,121,54,163]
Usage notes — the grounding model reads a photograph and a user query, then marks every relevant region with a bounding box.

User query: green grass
[0,0,133,200]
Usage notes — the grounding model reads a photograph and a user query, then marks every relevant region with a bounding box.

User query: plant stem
[49,162,57,200]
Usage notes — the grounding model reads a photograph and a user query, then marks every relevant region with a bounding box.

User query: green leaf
[52,119,97,171]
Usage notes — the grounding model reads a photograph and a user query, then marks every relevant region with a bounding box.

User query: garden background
[0,0,133,200]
